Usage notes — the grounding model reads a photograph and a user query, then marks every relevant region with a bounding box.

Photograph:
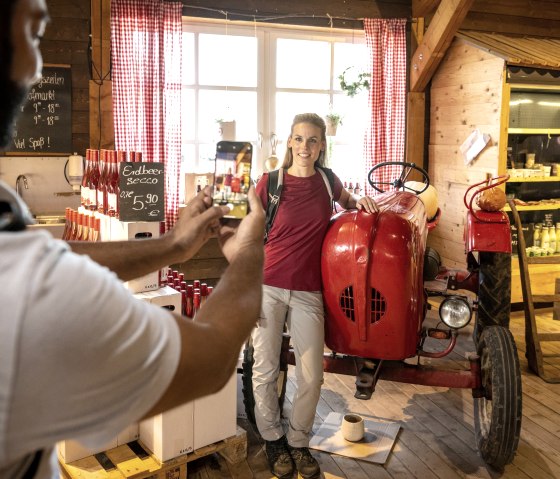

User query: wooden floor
[188,308,560,479]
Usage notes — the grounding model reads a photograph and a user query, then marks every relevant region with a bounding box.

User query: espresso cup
[341,413,365,442]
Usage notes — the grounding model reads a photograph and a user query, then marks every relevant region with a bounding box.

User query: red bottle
[69,210,79,241]
[81,150,91,208]
[87,150,100,212]
[96,150,108,215]
[62,207,72,240]
[106,150,119,217]
[185,285,194,318]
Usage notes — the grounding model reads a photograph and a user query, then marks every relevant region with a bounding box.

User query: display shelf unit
[504,204,560,212]
[508,128,560,135]
[508,177,560,183]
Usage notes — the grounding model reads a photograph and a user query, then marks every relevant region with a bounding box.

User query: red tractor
[242,162,521,470]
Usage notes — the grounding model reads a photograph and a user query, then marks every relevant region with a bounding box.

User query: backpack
[264,166,335,243]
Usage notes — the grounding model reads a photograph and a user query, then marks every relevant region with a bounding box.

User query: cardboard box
[117,423,139,446]
[58,436,117,464]
[139,401,195,462]
[134,286,181,314]
[193,371,237,450]
[110,219,161,293]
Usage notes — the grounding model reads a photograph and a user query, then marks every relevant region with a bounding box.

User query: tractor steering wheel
[367,161,430,194]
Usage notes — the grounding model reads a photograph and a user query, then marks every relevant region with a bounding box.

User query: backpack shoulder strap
[316,166,335,211]
[264,169,284,243]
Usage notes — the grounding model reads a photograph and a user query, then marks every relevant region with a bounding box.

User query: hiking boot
[287,445,320,479]
[265,436,294,479]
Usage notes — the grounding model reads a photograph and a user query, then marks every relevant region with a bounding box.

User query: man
[0,1,265,477]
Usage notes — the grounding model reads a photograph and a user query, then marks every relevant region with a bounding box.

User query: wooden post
[554,278,560,321]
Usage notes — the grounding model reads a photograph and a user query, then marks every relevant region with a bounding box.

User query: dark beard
[0,74,27,151]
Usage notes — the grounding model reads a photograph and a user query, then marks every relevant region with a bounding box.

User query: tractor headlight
[439,296,472,329]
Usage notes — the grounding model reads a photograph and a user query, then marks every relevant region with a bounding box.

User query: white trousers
[251,285,325,447]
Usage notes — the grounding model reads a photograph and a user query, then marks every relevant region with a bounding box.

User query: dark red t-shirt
[256,170,343,291]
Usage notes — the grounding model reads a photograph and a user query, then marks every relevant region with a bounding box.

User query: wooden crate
[59,426,247,479]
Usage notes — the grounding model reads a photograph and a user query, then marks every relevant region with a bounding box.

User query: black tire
[474,326,522,470]
[241,339,288,428]
[475,252,511,343]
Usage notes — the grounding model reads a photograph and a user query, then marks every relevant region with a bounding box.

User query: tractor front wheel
[474,326,522,470]
[475,252,511,344]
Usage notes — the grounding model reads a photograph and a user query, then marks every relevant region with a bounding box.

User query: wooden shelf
[507,176,560,182]
[504,203,560,212]
[508,128,560,134]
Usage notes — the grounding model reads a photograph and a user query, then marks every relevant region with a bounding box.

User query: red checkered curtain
[362,18,407,196]
[111,0,183,230]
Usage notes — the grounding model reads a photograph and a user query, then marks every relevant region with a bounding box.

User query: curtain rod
[181,5,415,27]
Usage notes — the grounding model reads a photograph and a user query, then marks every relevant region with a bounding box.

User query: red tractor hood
[322,191,428,360]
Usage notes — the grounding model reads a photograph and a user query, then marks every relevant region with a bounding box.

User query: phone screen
[213,141,252,219]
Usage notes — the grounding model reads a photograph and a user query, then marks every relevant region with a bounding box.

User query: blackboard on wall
[119,162,165,222]
[7,64,72,155]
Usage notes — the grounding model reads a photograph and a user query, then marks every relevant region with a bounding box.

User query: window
[181,19,369,200]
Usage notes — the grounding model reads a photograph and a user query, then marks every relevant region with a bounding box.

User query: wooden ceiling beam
[409,0,474,92]
[412,0,441,18]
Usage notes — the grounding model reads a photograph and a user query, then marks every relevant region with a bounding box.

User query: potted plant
[338,67,371,97]
[325,112,342,137]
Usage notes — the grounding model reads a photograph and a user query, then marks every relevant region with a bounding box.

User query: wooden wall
[427,38,507,267]
[182,0,411,29]
[42,0,90,154]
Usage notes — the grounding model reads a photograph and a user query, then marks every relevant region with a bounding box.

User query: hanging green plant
[338,67,371,97]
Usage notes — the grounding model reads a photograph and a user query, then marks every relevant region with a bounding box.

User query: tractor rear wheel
[475,252,511,343]
[474,326,522,470]
[241,338,288,429]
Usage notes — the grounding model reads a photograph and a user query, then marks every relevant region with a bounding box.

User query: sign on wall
[7,64,72,155]
[118,162,165,222]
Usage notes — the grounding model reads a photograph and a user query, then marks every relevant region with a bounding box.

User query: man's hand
[218,187,265,263]
[167,186,229,262]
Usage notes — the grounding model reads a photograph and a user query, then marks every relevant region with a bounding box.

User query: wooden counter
[172,238,228,287]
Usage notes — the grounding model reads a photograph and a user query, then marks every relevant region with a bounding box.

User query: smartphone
[213,141,253,219]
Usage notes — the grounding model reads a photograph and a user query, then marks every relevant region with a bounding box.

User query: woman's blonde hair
[282,113,327,168]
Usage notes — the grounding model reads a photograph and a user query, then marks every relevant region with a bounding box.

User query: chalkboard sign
[8,64,72,155]
[119,162,165,222]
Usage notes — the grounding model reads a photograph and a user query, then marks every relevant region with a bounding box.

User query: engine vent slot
[370,287,386,324]
[340,286,355,321]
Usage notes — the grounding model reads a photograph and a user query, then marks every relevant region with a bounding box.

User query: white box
[58,435,117,464]
[193,371,237,450]
[117,423,139,446]
[110,219,161,293]
[139,401,194,462]
[134,286,181,315]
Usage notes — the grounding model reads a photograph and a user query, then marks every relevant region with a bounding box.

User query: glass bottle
[541,225,550,250]
[106,151,118,218]
[81,150,91,209]
[96,150,108,215]
[533,224,542,248]
[549,226,557,253]
[556,223,560,253]
[62,207,72,240]
[87,149,100,212]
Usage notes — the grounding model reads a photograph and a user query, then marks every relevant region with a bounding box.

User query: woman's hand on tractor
[356,196,379,214]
